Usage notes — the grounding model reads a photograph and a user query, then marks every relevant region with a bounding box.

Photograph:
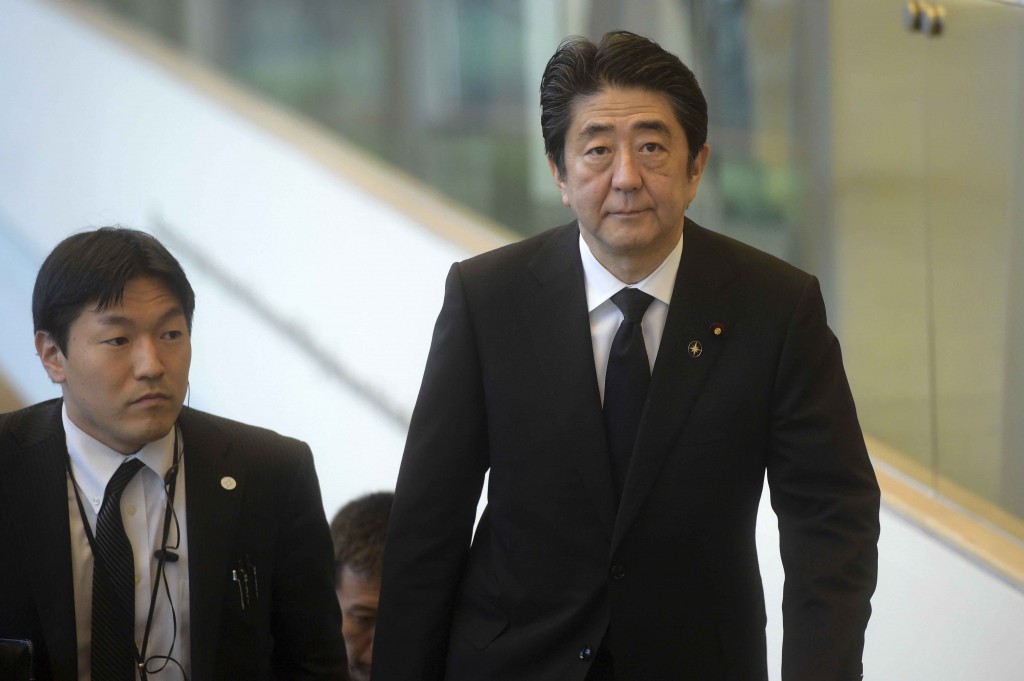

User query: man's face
[549,86,709,283]
[336,566,380,681]
[36,276,192,454]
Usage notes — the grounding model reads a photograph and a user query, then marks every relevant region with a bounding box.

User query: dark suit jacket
[373,220,880,681]
[0,399,346,681]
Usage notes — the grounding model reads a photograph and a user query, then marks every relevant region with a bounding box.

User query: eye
[163,329,186,340]
[640,142,664,153]
[349,613,376,627]
[585,146,609,156]
[104,337,129,347]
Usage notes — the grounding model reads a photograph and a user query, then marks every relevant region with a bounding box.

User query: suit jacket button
[610,564,626,580]
[579,645,592,660]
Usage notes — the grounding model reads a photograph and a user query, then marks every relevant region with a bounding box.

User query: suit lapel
[179,409,246,680]
[613,222,738,550]
[524,223,617,536]
[3,400,79,680]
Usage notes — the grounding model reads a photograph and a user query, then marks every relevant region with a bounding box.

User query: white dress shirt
[579,230,684,403]
[64,406,191,681]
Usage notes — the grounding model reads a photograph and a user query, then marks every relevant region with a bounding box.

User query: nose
[611,149,642,192]
[133,338,165,380]
[359,631,374,667]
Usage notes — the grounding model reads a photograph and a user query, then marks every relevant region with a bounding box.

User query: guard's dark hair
[32,227,196,355]
[330,491,393,585]
[540,30,708,179]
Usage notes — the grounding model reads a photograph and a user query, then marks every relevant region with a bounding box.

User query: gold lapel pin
[221,476,237,491]
[688,340,703,357]
[709,322,724,336]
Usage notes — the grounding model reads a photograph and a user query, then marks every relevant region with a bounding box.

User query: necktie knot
[102,458,145,510]
[611,287,654,324]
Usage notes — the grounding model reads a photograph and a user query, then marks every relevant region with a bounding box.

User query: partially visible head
[33,227,195,454]
[33,227,195,355]
[330,491,393,681]
[540,30,708,180]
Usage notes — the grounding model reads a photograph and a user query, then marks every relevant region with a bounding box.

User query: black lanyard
[66,426,183,679]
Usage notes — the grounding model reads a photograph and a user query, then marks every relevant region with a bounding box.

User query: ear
[547,156,571,207]
[691,143,710,181]
[686,143,711,204]
[35,331,67,385]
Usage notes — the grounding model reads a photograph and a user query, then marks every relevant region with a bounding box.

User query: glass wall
[78,0,805,247]
[831,0,1024,532]
[73,0,1024,537]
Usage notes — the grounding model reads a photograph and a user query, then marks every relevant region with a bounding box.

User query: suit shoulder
[448,222,578,315]
[689,222,815,294]
[691,222,808,276]
[0,399,63,450]
[458,223,571,281]
[179,408,310,459]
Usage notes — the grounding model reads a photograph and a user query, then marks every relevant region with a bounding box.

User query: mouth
[609,208,649,217]
[131,393,170,406]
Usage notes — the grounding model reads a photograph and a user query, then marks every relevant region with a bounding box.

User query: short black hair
[330,491,393,585]
[32,227,196,355]
[540,30,708,179]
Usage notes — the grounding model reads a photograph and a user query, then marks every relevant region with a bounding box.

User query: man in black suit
[0,227,346,680]
[373,31,880,681]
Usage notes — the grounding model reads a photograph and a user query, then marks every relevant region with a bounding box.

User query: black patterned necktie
[603,288,655,498]
[91,457,145,681]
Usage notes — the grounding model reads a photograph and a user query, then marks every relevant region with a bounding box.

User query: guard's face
[36,276,191,454]
[550,86,709,282]
[337,566,379,681]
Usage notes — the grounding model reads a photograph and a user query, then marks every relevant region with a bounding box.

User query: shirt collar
[578,228,684,312]
[63,403,176,507]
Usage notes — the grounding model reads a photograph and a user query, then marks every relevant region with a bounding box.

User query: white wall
[1,1,1022,678]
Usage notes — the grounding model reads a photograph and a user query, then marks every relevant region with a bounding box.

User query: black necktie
[91,457,145,681]
[603,288,655,498]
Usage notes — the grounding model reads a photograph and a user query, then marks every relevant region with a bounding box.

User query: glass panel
[831,0,1024,536]
[1004,14,1024,520]
[829,0,935,475]
[683,0,801,258]
[923,0,1024,524]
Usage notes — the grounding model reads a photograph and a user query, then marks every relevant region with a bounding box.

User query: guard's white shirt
[579,229,683,403]
[64,405,191,680]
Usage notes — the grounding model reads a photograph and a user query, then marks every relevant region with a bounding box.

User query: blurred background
[2,0,1023,677]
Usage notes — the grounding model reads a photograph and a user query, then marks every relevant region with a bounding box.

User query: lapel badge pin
[221,476,237,491]
[709,322,724,337]
[688,340,703,357]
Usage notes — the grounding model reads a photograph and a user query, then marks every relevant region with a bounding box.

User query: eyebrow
[95,306,186,327]
[577,122,614,142]
[577,119,672,142]
[633,119,672,136]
